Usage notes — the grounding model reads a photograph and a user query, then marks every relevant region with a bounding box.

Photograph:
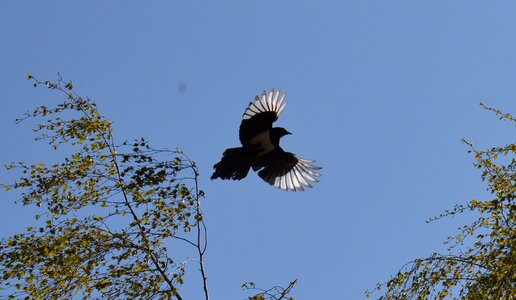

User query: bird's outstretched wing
[239,89,287,146]
[256,149,321,192]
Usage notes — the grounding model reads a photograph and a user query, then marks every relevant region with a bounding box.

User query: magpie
[211,89,321,191]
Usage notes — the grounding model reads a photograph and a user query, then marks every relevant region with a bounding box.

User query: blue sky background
[1,1,516,299]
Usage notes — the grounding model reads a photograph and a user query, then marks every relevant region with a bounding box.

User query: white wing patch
[242,88,287,120]
[274,157,321,192]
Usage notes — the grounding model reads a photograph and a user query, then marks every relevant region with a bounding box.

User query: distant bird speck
[177,82,187,93]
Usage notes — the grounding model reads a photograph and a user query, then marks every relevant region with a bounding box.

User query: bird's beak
[286,131,292,135]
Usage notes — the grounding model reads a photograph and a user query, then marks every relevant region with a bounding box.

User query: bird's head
[270,127,292,147]
[274,127,292,138]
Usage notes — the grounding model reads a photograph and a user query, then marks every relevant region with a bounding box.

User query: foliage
[367,103,516,299]
[242,279,297,300]
[0,75,207,300]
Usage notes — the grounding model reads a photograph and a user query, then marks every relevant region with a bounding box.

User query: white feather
[242,89,287,120]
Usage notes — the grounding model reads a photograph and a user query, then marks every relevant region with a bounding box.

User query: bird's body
[211,89,321,191]
[248,130,275,156]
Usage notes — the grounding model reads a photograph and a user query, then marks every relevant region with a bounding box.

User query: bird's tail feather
[211,147,251,180]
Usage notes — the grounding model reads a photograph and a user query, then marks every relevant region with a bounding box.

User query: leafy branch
[242,279,298,300]
[0,74,209,300]
[367,103,516,299]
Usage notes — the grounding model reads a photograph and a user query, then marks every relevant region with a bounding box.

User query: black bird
[211,89,321,191]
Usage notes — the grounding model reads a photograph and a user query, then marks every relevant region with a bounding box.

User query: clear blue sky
[1,1,515,299]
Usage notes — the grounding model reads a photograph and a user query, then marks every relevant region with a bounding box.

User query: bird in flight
[211,89,321,191]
